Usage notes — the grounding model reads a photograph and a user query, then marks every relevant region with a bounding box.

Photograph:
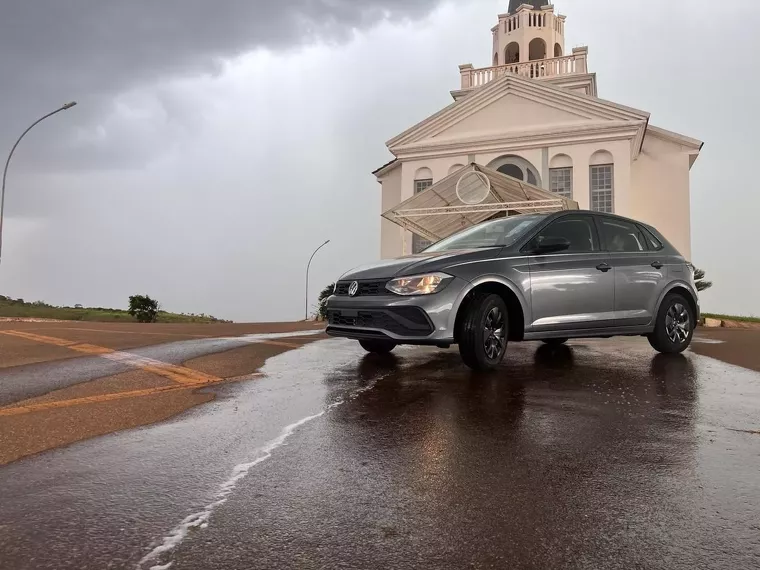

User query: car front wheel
[458,293,508,371]
[359,339,396,354]
[647,294,694,354]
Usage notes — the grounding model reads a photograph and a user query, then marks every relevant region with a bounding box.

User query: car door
[597,216,668,327]
[525,214,614,332]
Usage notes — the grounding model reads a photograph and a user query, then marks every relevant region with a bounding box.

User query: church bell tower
[492,2,566,66]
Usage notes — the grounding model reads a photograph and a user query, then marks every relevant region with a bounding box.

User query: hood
[339,249,500,281]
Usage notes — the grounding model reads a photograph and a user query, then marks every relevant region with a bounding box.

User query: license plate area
[336,309,357,326]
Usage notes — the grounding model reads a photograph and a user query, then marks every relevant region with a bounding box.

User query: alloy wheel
[665,303,690,344]
[483,306,506,360]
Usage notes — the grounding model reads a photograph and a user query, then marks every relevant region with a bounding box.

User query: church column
[520,11,530,63]
[612,145,632,215]
[573,149,591,210]
[541,147,550,191]
[572,47,588,73]
[459,64,474,89]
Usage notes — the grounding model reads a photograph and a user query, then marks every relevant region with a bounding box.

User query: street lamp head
[324,239,331,245]
[62,102,77,110]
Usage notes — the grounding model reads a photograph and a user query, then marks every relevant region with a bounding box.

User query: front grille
[334,280,387,297]
[327,307,433,337]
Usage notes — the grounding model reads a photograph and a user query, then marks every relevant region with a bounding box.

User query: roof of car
[548,209,656,229]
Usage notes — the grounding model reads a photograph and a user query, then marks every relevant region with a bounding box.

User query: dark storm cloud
[0,0,443,169]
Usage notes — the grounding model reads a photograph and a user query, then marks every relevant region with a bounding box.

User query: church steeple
[492,3,566,66]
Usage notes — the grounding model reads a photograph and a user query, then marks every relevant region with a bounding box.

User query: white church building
[374,1,703,259]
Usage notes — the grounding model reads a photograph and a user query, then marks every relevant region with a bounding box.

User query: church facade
[374,1,702,259]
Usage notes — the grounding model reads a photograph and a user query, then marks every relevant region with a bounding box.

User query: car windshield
[424,214,547,252]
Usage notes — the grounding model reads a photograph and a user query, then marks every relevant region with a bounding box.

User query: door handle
[651,261,664,269]
[596,263,611,273]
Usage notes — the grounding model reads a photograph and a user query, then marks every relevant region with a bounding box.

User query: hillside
[0,296,230,323]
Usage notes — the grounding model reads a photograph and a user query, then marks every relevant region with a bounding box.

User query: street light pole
[0,101,77,267]
[305,239,330,321]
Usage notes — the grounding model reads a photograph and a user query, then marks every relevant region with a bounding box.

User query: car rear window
[599,218,647,252]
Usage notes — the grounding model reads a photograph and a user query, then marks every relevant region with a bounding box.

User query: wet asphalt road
[0,331,321,406]
[1,337,759,570]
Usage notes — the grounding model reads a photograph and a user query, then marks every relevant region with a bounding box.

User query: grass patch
[703,313,760,324]
[0,296,230,323]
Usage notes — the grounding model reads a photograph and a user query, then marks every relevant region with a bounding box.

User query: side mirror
[533,236,571,254]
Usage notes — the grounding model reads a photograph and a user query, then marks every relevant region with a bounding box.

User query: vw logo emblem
[348,281,359,297]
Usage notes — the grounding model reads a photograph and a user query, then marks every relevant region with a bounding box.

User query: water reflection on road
[1,337,758,570]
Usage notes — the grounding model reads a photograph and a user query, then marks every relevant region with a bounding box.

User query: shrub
[691,266,713,292]
[316,283,335,321]
[128,294,160,323]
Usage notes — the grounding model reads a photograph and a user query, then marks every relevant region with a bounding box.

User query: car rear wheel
[541,338,568,346]
[458,293,508,371]
[647,293,694,354]
[359,339,397,354]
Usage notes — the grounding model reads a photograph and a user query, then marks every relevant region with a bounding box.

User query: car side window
[532,216,599,253]
[639,225,663,251]
[599,218,647,252]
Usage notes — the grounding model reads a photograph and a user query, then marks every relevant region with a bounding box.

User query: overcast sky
[1,0,757,321]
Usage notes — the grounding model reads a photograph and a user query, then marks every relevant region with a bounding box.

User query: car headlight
[386,272,452,296]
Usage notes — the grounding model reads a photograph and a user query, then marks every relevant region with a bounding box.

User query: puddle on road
[4,336,760,570]
[138,338,415,570]
[1,337,407,570]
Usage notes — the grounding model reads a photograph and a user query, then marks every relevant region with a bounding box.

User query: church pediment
[431,93,590,140]
[387,74,649,155]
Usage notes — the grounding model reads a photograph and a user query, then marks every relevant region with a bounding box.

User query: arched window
[554,43,563,57]
[505,42,520,64]
[494,52,499,66]
[448,164,466,176]
[498,164,524,180]
[549,154,573,198]
[589,151,614,213]
[487,155,542,187]
[529,38,547,61]
[414,167,432,182]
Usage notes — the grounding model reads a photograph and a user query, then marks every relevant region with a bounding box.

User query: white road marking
[217,329,325,343]
[692,337,726,344]
[137,340,374,570]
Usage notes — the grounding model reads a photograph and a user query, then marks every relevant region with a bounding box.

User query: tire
[359,339,396,354]
[647,293,695,354]
[458,293,509,371]
[541,338,568,346]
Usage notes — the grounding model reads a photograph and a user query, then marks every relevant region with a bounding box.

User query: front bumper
[324,276,469,344]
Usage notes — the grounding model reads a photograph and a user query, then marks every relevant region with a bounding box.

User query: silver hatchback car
[326,211,699,371]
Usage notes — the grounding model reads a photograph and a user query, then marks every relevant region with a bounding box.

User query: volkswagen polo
[325,211,699,371]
